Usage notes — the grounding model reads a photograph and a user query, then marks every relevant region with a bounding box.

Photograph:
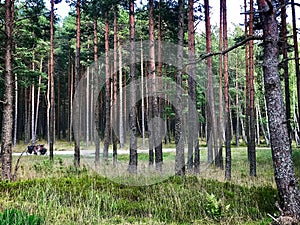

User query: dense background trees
[1,0,300,221]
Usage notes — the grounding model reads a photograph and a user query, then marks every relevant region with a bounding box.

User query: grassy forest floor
[1,141,300,224]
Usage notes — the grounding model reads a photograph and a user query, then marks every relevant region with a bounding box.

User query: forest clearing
[0,143,299,224]
[1,0,300,224]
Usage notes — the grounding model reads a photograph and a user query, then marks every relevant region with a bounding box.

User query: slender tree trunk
[249,0,256,177]
[280,0,291,142]
[47,60,50,144]
[56,70,60,140]
[128,0,138,173]
[187,0,199,172]
[157,0,163,168]
[141,40,145,148]
[241,113,247,143]
[69,59,73,143]
[49,0,55,161]
[13,74,18,147]
[293,93,300,146]
[86,65,90,147]
[223,0,231,180]
[245,0,250,147]
[256,101,260,146]
[291,0,300,138]
[218,0,224,169]
[74,0,81,167]
[1,0,14,180]
[175,0,185,176]
[34,59,43,143]
[113,5,118,166]
[93,17,100,165]
[149,0,162,171]
[258,0,300,221]
[31,57,36,145]
[31,84,35,145]
[119,41,124,148]
[147,63,154,166]
[205,0,217,166]
[257,102,269,146]
[235,50,240,147]
[103,11,111,161]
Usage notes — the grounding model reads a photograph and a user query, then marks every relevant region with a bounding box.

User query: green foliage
[0,173,278,224]
[202,193,222,221]
[0,209,44,225]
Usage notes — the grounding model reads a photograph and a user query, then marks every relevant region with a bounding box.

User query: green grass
[0,174,277,225]
[2,145,300,224]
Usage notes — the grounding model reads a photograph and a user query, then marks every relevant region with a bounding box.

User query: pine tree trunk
[187,0,199,172]
[149,0,162,171]
[1,0,14,180]
[156,0,163,168]
[103,11,110,161]
[34,59,43,143]
[249,0,256,177]
[205,0,217,166]
[93,17,100,164]
[74,0,81,167]
[128,0,138,173]
[244,0,250,148]
[141,41,145,148]
[218,0,224,169]
[235,50,240,147]
[13,74,18,147]
[280,0,291,141]
[31,84,35,145]
[175,0,185,176]
[49,0,55,161]
[258,0,300,220]
[256,102,260,146]
[223,0,231,180]
[291,0,300,139]
[118,41,124,148]
[112,5,118,166]
[257,102,269,146]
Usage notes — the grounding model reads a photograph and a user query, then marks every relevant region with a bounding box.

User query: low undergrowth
[0,174,276,224]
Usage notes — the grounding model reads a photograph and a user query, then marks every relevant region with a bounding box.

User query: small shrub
[203,193,222,221]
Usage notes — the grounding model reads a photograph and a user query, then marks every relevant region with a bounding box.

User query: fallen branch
[267,213,279,223]
[11,149,27,182]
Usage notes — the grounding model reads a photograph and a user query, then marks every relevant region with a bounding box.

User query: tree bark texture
[1,0,15,180]
[175,0,185,176]
[258,0,300,220]
[128,0,138,173]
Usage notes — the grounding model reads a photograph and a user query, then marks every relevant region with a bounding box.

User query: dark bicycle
[27,144,47,155]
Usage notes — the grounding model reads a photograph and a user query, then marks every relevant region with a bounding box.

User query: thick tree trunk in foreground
[258,0,300,221]
[1,0,15,180]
